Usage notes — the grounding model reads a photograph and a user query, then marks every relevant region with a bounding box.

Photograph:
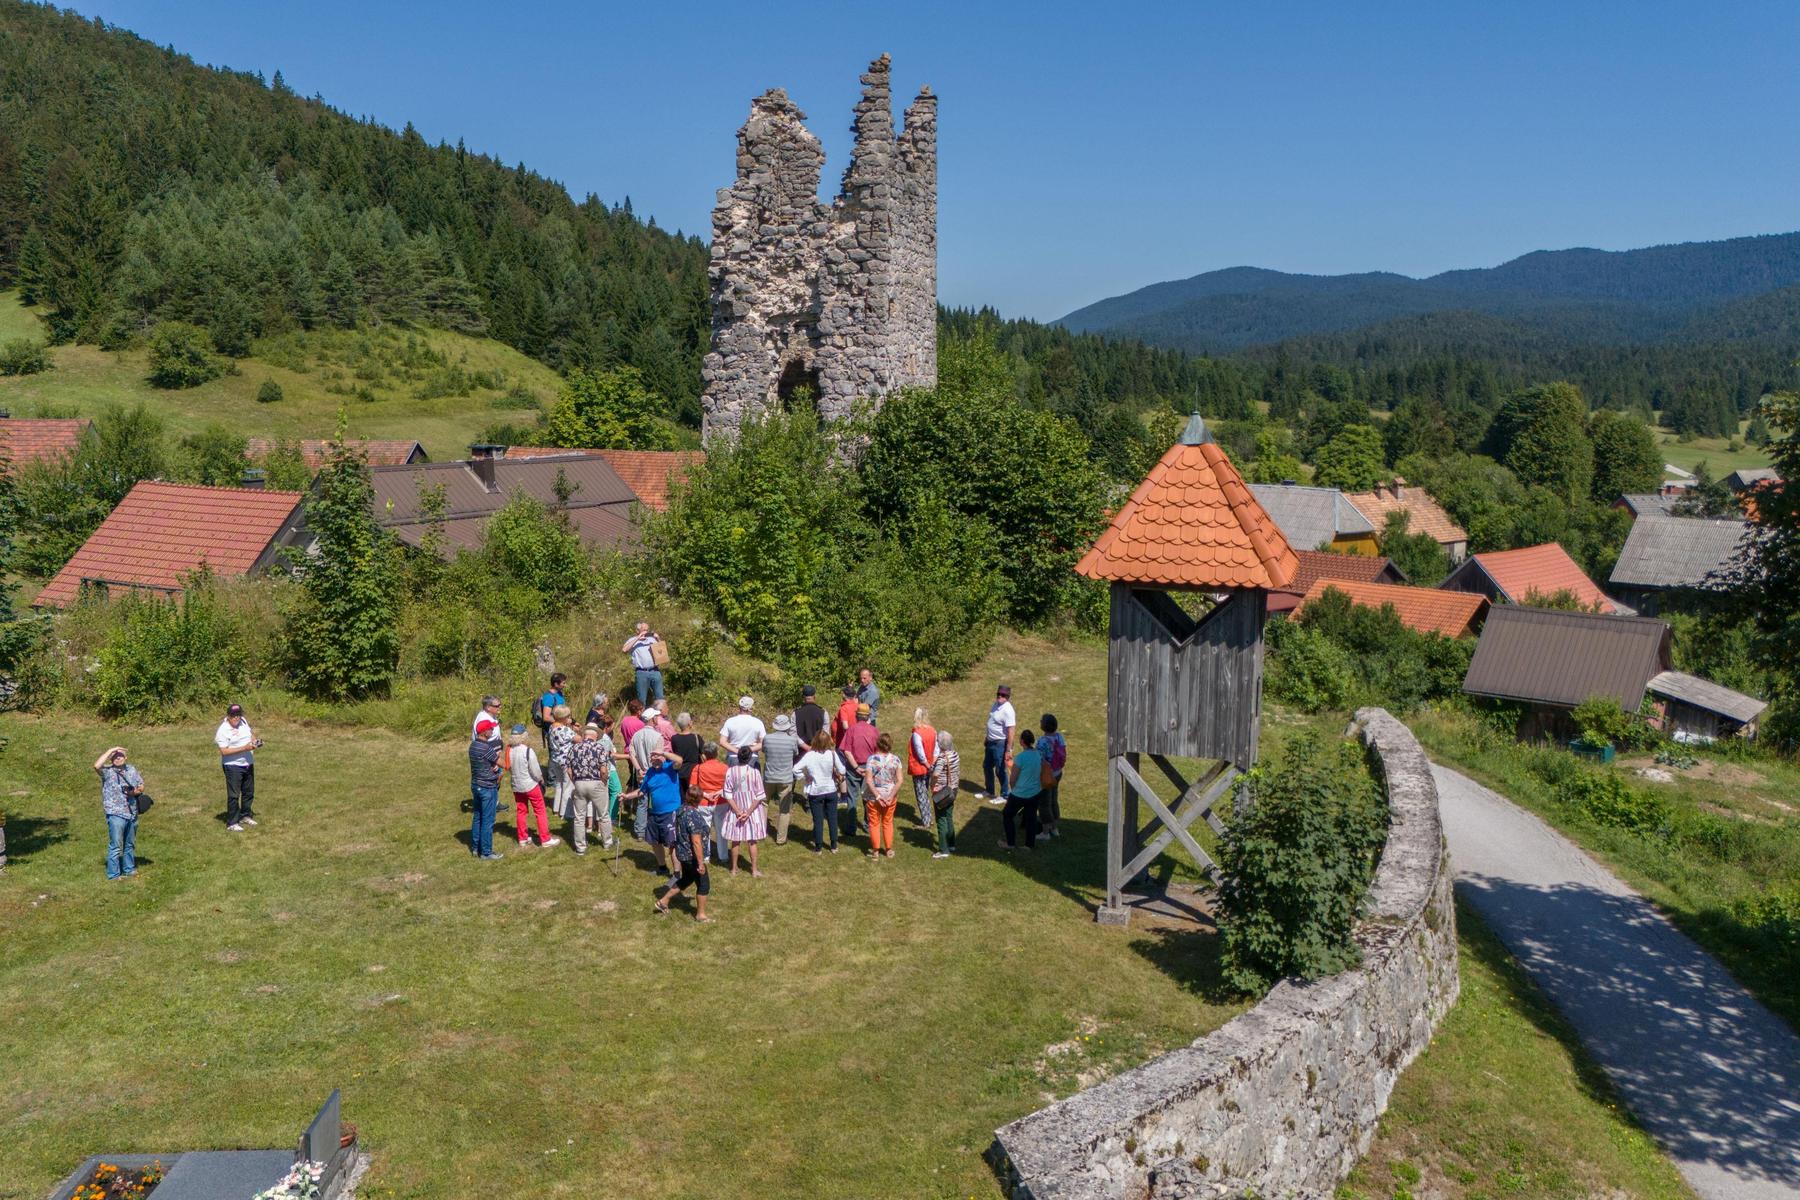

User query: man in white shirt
[621,621,664,704]
[982,685,1016,804]
[216,702,260,831]
[471,694,502,741]
[718,696,767,762]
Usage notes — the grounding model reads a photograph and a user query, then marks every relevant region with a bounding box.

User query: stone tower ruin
[700,54,937,441]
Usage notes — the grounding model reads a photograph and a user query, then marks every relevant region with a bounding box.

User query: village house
[1461,605,1765,743]
[1439,543,1615,613]
[1247,483,1379,555]
[1344,477,1468,563]
[1265,548,1407,616]
[499,446,705,512]
[1295,578,1488,638]
[34,480,307,608]
[1612,492,1683,518]
[0,414,93,468]
[1607,514,1748,614]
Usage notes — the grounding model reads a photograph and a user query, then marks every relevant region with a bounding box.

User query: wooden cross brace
[1114,755,1237,884]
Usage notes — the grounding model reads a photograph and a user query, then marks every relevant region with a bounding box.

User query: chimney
[0,409,11,419]
[240,468,266,490]
[468,443,504,493]
[1391,476,1406,500]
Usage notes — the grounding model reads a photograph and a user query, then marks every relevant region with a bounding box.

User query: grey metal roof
[1463,606,1671,709]
[1247,484,1376,552]
[1609,514,1749,590]
[1615,493,1681,517]
[1647,670,1768,724]
[370,454,644,557]
[1725,467,1779,490]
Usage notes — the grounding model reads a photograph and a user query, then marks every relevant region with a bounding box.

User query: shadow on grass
[3,814,69,864]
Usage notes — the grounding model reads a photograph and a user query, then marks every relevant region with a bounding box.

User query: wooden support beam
[1114,756,1235,883]
[1147,755,1230,835]
[1099,754,1130,925]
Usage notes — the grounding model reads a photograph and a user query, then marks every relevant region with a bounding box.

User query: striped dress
[719,764,768,842]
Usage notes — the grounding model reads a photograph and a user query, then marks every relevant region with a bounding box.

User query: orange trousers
[865,800,897,852]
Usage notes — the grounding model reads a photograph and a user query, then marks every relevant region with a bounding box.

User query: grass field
[1349,901,1692,1200]
[0,293,567,460]
[1653,419,1773,476]
[1412,706,1800,1030]
[0,628,1703,1198]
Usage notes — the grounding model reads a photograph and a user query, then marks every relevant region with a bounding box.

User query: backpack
[1044,732,1067,774]
[530,695,547,730]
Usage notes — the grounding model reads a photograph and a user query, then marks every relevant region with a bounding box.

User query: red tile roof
[1076,420,1297,590]
[245,438,425,471]
[1297,579,1488,637]
[1344,480,1468,546]
[0,417,91,467]
[35,481,304,608]
[1468,543,1615,613]
[1279,549,1408,595]
[500,447,705,512]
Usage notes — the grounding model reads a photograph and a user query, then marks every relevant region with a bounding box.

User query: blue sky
[66,1,1800,321]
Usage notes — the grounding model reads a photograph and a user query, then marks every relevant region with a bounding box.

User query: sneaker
[227,823,244,832]
[1035,833,1051,844]
[884,849,895,858]
[481,852,504,861]
[931,851,949,860]
[242,817,258,827]
[541,836,563,848]
[828,845,839,854]
[574,848,587,857]
[989,796,1005,806]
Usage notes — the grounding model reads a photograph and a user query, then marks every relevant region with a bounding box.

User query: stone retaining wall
[994,708,1458,1200]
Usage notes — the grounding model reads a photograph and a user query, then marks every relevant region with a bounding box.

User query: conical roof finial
[1179,412,1212,446]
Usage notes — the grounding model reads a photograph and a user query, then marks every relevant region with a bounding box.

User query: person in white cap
[629,705,666,783]
[719,695,767,764]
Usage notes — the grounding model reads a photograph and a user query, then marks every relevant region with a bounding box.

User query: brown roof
[369,454,642,558]
[0,417,91,467]
[1462,606,1671,709]
[497,447,704,512]
[1455,543,1615,613]
[1280,549,1408,594]
[1345,479,1468,546]
[245,438,426,471]
[1297,579,1488,637]
[1076,416,1297,590]
[36,481,304,608]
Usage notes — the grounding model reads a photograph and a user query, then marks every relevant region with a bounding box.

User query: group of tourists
[462,623,1069,920]
[85,622,1070,910]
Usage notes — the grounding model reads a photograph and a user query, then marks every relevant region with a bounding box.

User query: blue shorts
[648,809,679,847]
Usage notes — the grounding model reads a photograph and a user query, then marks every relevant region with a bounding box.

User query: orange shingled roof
[501,447,705,512]
[1469,543,1614,613]
[1076,419,1297,590]
[1344,480,1468,546]
[245,438,424,471]
[1297,579,1488,637]
[35,480,304,608]
[0,417,91,467]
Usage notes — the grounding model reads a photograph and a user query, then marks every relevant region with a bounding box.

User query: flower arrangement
[71,1160,165,1199]
[250,1160,324,1200]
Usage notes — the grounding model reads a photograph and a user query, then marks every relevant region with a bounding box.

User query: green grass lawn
[1653,419,1773,476]
[1348,900,1693,1200]
[1411,706,1800,1030]
[0,292,567,460]
[0,633,1243,1200]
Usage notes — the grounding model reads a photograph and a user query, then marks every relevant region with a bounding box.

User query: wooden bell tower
[1073,415,1298,925]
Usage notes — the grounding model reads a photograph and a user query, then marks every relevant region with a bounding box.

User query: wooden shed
[1075,415,1297,924]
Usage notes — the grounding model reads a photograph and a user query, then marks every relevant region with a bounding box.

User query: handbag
[114,767,152,814]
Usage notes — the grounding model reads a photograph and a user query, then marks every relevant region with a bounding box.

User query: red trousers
[514,786,550,844]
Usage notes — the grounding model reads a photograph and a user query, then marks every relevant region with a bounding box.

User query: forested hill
[0,0,711,419]
[1060,232,1800,354]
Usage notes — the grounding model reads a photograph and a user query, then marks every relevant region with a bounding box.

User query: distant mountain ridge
[1059,232,1800,353]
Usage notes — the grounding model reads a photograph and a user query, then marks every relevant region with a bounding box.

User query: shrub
[1269,587,1475,714]
[490,383,543,411]
[256,379,284,404]
[1217,734,1389,993]
[92,581,247,721]
[1733,886,1800,957]
[481,494,591,612]
[1265,622,1357,713]
[1554,767,1667,835]
[146,321,227,389]
[0,338,50,376]
[1571,695,1633,747]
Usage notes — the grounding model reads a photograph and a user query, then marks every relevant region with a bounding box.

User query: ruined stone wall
[994,708,1459,1200]
[701,55,936,441]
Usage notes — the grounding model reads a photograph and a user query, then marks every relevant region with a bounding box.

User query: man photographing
[622,621,665,704]
[216,702,262,832]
